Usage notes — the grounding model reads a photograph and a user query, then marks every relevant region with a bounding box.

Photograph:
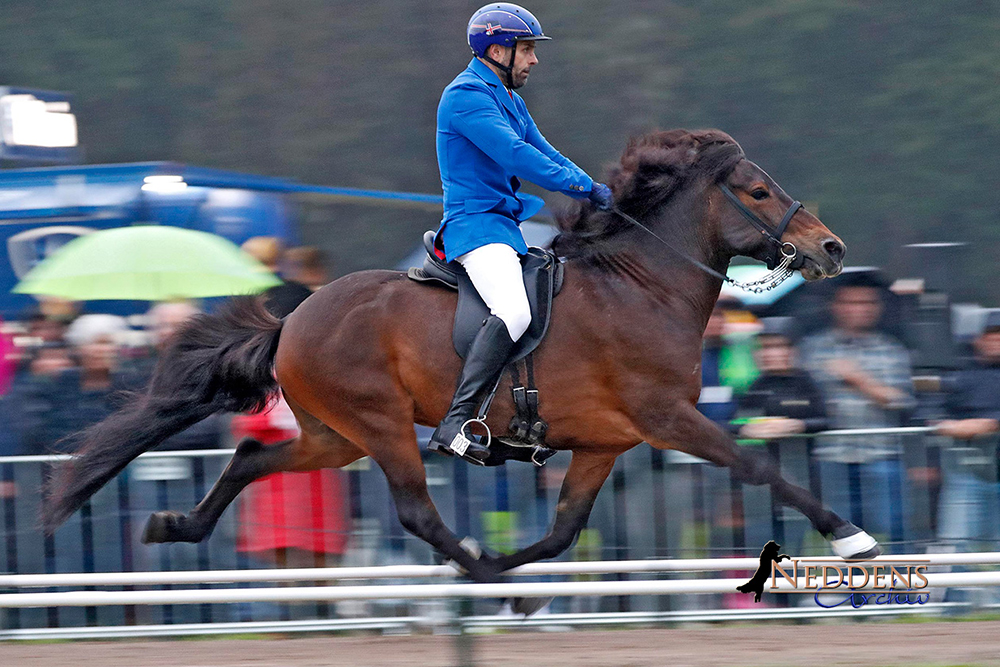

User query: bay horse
[43,129,878,598]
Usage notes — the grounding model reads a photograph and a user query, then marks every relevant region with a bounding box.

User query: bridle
[610,183,804,294]
[717,184,802,272]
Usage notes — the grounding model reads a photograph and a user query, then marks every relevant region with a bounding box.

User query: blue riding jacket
[435,58,593,261]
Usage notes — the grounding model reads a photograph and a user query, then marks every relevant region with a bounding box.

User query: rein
[610,184,802,294]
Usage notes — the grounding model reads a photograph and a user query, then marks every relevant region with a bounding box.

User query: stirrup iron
[449,418,492,461]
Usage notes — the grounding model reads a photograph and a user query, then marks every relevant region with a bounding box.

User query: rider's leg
[429,243,531,463]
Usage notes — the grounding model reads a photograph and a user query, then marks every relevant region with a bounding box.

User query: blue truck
[0,161,302,317]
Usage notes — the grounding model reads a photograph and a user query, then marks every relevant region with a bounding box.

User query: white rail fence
[4,551,1000,588]
[2,553,998,608]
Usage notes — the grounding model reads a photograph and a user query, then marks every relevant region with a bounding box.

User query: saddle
[407,231,564,465]
[407,231,564,361]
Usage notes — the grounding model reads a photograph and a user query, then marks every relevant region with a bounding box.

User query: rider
[429,3,614,464]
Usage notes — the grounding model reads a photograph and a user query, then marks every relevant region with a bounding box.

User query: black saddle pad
[407,230,563,361]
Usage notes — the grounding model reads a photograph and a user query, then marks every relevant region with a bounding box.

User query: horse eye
[751,189,769,200]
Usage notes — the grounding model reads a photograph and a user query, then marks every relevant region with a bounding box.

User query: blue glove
[588,182,614,211]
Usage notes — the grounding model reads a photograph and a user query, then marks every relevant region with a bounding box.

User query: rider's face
[490,41,538,89]
[511,41,537,88]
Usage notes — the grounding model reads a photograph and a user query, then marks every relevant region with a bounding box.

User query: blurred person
[736,317,827,560]
[4,316,129,456]
[0,315,128,614]
[150,300,200,347]
[0,315,17,396]
[285,246,329,292]
[738,317,827,440]
[934,311,1000,553]
[27,341,75,378]
[697,298,757,427]
[232,395,349,620]
[127,300,230,624]
[800,275,915,544]
[36,296,80,325]
[60,315,130,434]
[7,342,74,456]
[241,236,313,318]
[23,307,72,347]
[428,3,615,464]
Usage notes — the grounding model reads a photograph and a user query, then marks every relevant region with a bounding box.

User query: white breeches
[456,243,531,341]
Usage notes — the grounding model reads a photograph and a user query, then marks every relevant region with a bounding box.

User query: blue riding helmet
[467,3,551,58]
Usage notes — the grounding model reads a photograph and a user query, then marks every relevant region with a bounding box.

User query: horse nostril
[823,238,845,263]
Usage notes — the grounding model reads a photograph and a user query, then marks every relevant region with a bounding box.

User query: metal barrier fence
[0,426,997,637]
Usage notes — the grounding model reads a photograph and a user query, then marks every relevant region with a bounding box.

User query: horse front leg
[485,450,616,615]
[642,401,880,560]
[371,444,506,584]
[492,450,617,572]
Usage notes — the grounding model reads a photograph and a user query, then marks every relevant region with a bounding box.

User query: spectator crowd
[0,240,351,623]
[694,271,1000,563]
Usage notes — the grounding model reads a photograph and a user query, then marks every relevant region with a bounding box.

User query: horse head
[553,129,845,285]
[716,156,845,281]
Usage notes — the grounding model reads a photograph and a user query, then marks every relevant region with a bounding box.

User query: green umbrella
[13,225,282,300]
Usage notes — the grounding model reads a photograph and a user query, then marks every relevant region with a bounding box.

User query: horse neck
[564,199,731,331]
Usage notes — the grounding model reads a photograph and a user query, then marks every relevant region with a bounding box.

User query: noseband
[610,183,804,294]
[717,184,803,271]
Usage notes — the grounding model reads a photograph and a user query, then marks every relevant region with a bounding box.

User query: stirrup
[447,418,491,465]
[530,445,557,467]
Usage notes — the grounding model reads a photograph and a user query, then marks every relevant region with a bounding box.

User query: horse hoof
[142,511,187,544]
[830,523,880,560]
[511,596,552,616]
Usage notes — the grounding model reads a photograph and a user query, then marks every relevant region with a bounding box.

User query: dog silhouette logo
[737,540,790,603]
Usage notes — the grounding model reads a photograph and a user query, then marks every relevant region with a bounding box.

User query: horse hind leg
[143,400,365,544]
[142,436,291,544]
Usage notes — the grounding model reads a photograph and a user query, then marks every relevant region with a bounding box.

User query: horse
[43,129,875,601]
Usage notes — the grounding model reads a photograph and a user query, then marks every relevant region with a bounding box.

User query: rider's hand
[935,418,1000,440]
[588,182,614,211]
[739,417,806,440]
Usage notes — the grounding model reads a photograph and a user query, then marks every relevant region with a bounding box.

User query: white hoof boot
[830,524,880,560]
[445,536,483,574]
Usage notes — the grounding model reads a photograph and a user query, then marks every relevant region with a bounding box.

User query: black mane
[552,129,745,258]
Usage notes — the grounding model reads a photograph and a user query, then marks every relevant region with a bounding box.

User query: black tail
[43,297,283,532]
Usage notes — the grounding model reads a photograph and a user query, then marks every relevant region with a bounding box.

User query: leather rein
[611,183,803,294]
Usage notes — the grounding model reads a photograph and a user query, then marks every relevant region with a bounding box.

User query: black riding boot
[429,315,515,464]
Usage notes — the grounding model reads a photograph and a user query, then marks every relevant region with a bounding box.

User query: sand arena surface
[3,621,1000,666]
